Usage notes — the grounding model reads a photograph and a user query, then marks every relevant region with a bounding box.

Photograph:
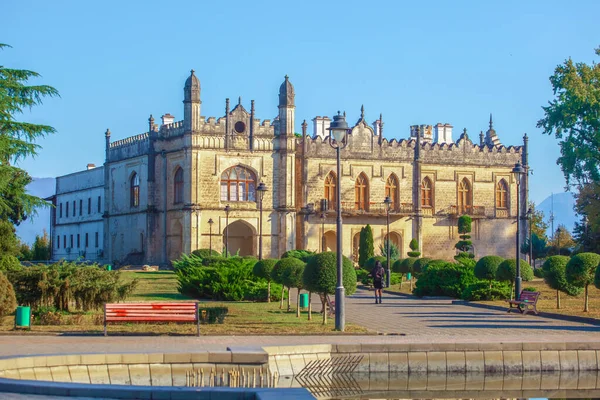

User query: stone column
[412,127,423,254]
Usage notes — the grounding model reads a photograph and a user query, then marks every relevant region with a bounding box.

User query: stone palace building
[50,71,529,265]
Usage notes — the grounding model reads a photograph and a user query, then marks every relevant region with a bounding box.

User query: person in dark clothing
[369,260,385,304]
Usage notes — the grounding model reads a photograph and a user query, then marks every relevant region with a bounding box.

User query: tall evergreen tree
[358,225,374,268]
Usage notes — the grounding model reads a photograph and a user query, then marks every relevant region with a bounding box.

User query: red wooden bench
[506,291,540,315]
[104,302,200,336]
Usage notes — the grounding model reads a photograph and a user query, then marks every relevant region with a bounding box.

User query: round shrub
[0,255,21,273]
[461,280,511,301]
[282,250,315,262]
[281,258,306,289]
[303,252,357,296]
[533,268,545,278]
[407,251,421,258]
[397,258,418,274]
[253,259,278,281]
[422,259,447,271]
[364,256,386,271]
[413,258,431,274]
[390,272,401,286]
[474,256,504,281]
[566,252,600,288]
[191,249,220,259]
[496,259,533,283]
[595,264,600,289]
[543,255,581,296]
[413,262,478,298]
[0,271,16,317]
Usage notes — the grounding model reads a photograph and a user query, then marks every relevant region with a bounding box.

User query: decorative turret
[183,69,201,131]
[485,113,501,146]
[277,75,295,136]
[278,75,295,107]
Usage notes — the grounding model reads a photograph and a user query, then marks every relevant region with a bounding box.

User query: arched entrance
[323,230,336,252]
[384,231,402,256]
[224,220,255,257]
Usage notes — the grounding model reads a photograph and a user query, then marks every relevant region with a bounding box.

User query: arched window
[220,166,256,202]
[324,172,336,210]
[355,173,369,211]
[421,177,433,207]
[174,167,184,204]
[496,179,508,208]
[458,178,472,214]
[385,174,399,211]
[130,172,140,207]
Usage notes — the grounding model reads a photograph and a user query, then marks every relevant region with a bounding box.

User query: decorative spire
[105,128,111,137]
[361,104,365,120]
[479,131,484,146]
[460,128,469,140]
[301,119,307,131]
[343,111,346,118]
[148,114,155,132]
[238,96,242,105]
[489,113,493,130]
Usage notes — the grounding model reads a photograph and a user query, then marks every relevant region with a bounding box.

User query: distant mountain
[15,177,55,245]
[536,191,577,235]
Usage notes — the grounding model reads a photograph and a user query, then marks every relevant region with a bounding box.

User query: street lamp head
[512,163,525,181]
[320,212,326,220]
[208,218,214,226]
[526,207,532,218]
[383,196,392,210]
[327,111,350,144]
[224,205,230,215]
[256,182,268,201]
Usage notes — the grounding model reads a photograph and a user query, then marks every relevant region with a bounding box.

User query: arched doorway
[384,232,402,257]
[323,230,336,252]
[224,220,255,257]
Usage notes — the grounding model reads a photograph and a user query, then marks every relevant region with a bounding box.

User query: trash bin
[106,264,112,271]
[407,272,412,281]
[299,293,309,308]
[15,306,30,329]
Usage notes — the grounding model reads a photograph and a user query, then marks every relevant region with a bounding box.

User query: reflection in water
[283,371,600,399]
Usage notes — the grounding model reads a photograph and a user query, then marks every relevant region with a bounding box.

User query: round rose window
[234,121,246,133]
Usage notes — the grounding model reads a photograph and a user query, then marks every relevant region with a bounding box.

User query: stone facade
[51,71,528,265]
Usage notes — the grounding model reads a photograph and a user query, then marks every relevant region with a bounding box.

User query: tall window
[77,234,80,248]
[496,179,508,208]
[73,201,76,216]
[79,199,82,216]
[355,173,369,210]
[174,167,184,204]
[220,166,256,201]
[130,172,140,207]
[458,178,472,214]
[57,235,60,249]
[59,203,63,218]
[70,235,73,248]
[88,198,91,214]
[324,172,336,210]
[66,202,69,217]
[385,174,399,210]
[63,235,66,248]
[95,232,99,248]
[421,177,433,207]
[97,196,101,213]
[85,233,89,248]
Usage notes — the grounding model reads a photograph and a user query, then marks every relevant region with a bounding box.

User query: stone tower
[183,70,201,131]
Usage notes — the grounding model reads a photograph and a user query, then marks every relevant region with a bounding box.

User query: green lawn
[120,271,190,301]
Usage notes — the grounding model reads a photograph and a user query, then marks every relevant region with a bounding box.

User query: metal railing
[339,202,413,215]
[449,205,486,216]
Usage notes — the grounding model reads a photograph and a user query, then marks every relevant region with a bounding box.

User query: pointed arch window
[324,172,336,210]
[355,173,369,211]
[496,179,508,209]
[130,172,140,208]
[421,177,433,208]
[458,178,472,214]
[220,166,256,202]
[174,167,184,204]
[385,174,399,211]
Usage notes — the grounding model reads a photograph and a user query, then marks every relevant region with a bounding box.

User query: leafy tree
[495,259,533,299]
[407,238,420,258]
[573,185,600,253]
[358,225,374,268]
[455,215,473,257]
[280,257,306,317]
[276,257,305,312]
[566,252,600,312]
[302,252,356,325]
[474,256,504,287]
[32,230,50,260]
[543,255,582,309]
[548,224,576,255]
[252,258,278,302]
[271,259,290,309]
[527,202,549,240]
[17,240,32,261]
[393,257,419,291]
[0,270,16,317]
[537,47,600,187]
[521,233,549,268]
[379,239,400,261]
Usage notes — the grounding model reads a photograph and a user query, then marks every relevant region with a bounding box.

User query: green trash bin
[106,264,112,271]
[407,272,412,281]
[15,306,30,329]
[299,293,309,308]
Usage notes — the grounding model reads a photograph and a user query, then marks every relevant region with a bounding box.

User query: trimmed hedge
[364,256,386,271]
[282,250,315,262]
[191,249,220,259]
[413,262,477,298]
[474,256,504,282]
[461,280,511,301]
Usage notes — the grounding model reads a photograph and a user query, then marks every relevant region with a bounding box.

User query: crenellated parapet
[159,120,185,138]
[108,132,150,162]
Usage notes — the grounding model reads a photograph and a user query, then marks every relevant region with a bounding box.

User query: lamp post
[557,226,562,255]
[512,163,525,300]
[327,111,350,332]
[384,196,392,288]
[224,205,231,258]
[320,212,327,252]
[526,207,533,266]
[257,182,268,260]
[208,218,214,254]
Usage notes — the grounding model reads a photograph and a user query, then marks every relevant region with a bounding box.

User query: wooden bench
[506,291,540,315]
[104,302,200,336]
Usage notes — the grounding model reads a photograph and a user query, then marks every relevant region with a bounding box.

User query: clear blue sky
[3,0,599,204]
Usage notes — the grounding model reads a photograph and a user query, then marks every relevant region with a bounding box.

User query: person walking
[369,260,386,304]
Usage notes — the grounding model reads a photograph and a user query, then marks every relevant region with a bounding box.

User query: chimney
[86,163,96,170]
[434,123,453,144]
[312,116,331,139]
[161,113,175,127]
[410,124,433,143]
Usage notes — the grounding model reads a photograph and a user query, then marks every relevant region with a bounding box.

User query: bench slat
[106,309,196,314]
[106,317,196,322]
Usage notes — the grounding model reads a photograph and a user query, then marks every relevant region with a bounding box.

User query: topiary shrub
[407,238,421,258]
[281,257,306,316]
[252,259,279,302]
[533,268,545,278]
[461,280,511,301]
[364,256,386,272]
[276,257,306,312]
[474,256,504,286]
[413,262,478,298]
[191,249,220,259]
[455,215,473,254]
[422,259,447,271]
[413,258,431,275]
[0,271,17,317]
[543,255,581,309]
[303,252,356,325]
[282,250,315,262]
[566,252,600,312]
[496,258,533,299]
[397,257,419,290]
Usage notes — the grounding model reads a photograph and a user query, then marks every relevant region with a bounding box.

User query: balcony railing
[495,208,510,218]
[339,202,413,216]
[449,205,486,217]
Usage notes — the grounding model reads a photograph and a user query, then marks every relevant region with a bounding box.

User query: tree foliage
[302,252,356,296]
[565,252,600,312]
[496,259,534,283]
[379,239,400,260]
[407,238,420,258]
[358,225,374,268]
[455,215,473,254]
[281,249,315,262]
[281,257,305,290]
[32,230,50,260]
[0,270,16,317]
[474,256,504,282]
[573,184,600,253]
[543,255,582,296]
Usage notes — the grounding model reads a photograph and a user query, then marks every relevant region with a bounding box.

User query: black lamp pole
[384,196,392,288]
[320,212,326,252]
[224,205,230,258]
[512,163,525,300]
[257,182,268,260]
[526,208,533,266]
[327,111,349,332]
[208,218,214,254]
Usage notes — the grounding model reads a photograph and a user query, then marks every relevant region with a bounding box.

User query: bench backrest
[105,302,197,321]
[519,291,539,302]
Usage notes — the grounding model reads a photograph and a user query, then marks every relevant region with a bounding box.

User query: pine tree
[32,229,51,260]
[358,225,374,268]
